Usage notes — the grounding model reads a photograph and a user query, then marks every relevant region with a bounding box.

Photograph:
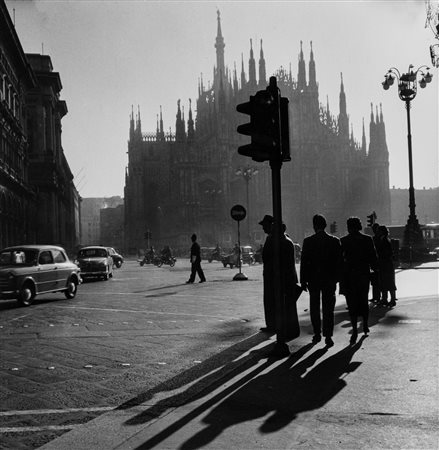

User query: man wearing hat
[259,215,275,332]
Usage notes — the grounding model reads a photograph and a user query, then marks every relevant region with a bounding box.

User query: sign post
[230,204,248,281]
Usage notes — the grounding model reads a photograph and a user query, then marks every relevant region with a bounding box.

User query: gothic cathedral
[124,12,390,253]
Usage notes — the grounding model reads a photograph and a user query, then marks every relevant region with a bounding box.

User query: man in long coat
[300,214,342,347]
[340,217,378,344]
[259,215,275,332]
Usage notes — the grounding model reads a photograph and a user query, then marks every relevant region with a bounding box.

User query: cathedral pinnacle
[249,38,256,86]
[308,40,316,87]
[259,39,266,86]
[297,40,306,89]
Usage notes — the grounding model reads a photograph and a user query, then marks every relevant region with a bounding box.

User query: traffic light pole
[270,158,289,357]
[268,77,289,358]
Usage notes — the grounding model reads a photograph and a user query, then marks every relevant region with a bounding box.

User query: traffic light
[367,211,377,227]
[236,76,291,163]
[236,90,277,162]
[279,97,291,162]
[330,221,337,234]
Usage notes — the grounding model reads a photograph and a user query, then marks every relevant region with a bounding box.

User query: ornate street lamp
[235,166,258,242]
[382,64,433,258]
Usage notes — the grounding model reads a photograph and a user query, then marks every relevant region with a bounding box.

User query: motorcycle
[139,253,155,266]
[155,255,177,267]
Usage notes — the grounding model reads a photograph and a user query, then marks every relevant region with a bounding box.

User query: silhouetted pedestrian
[370,222,381,303]
[186,234,206,284]
[281,223,301,340]
[300,214,342,347]
[340,217,378,344]
[259,215,274,332]
[376,225,397,307]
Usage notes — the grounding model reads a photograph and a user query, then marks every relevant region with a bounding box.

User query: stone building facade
[124,12,390,253]
[0,0,80,252]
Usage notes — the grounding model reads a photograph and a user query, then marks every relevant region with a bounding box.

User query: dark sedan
[75,246,114,280]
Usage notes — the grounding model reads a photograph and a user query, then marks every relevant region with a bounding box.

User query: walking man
[300,214,342,347]
[186,234,206,284]
[340,217,378,344]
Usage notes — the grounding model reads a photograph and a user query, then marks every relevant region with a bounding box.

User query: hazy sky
[5,0,439,198]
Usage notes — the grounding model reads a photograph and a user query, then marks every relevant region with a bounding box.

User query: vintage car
[75,246,113,280]
[0,245,81,307]
[221,246,255,268]
[107,247,124,268]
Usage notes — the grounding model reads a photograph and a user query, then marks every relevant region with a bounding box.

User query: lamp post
[382,64,433,259]
[235,166,258,242]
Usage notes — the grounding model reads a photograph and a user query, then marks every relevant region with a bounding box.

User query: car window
[0,249,39,266]
[78,248,104,258]
[53,250,67,263]
[39,251,54,265]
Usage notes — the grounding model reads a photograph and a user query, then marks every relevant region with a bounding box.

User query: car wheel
[140,260,144,266]
[65,278,78,299]
[103,273,109,280]
[17,283,35,307]
[170,260,175,267]
[116,260,122,268]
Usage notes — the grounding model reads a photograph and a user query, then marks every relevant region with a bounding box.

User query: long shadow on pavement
[135,337,365,449]
[117,332,282,418]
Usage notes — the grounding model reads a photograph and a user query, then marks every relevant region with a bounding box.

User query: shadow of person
[134,344,315,450]
[176,337,365,450]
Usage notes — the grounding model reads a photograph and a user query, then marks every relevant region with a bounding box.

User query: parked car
[107,247,124,268]
[221,246,255,268]
[75,246,113,280]
[0,245,81,307]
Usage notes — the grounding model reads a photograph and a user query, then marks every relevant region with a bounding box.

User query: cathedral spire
[160,105,164,140]
[175,99,186,142]
[338,73,349,139]
[339,72,346,115]
[129,104,135,140]
[248,38,257,88]
[308,40,317,88]
[258,39,266,87]
[297,40,306,90]
[136,105,142,138]
[241,53,246,89]
[187,98,194,141]
[215,10,225,85]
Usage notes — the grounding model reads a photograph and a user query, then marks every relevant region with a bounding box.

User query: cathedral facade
[124,12,390,254]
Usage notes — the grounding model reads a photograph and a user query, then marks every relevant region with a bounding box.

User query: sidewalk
[40,286,438,450]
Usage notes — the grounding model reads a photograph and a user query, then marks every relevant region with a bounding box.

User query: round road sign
[230,204,247,221]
